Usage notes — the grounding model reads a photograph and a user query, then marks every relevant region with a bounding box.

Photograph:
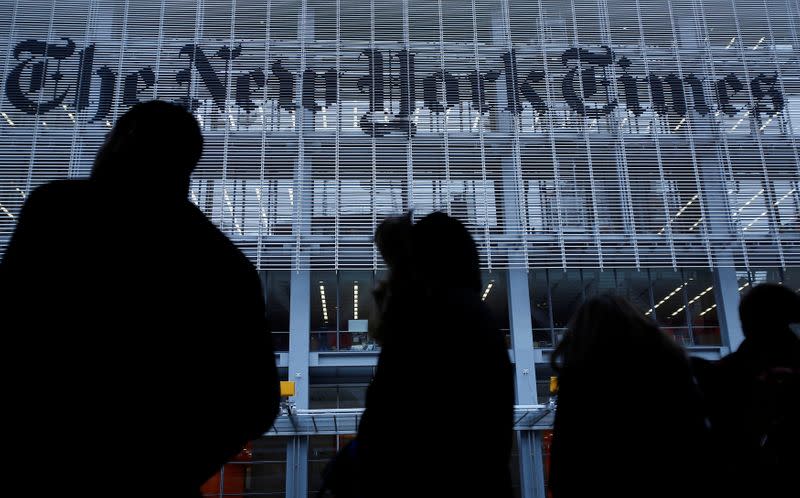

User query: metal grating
[267,405,553,435]
[0,0,798,270]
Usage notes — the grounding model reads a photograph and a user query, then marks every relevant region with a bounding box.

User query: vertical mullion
[67,0,96,180]
[369,0,377,269]
[111,0,129,124]
[596,0,641,269]
[693,0,751,271]
[495,0,529,269]
[0,0,20,122]
[221,0,239,237]
[665,0,714,267]
[402,0,415,233]
[256,0,273,269]
[634,0,678,269]
[153,0,167,99]
[536,0,568,269]
[760,0,800,236]
[728,0,786,268]
[24,0,58,195]
[334,0,341,270]
[568,0,604,270]
[470,0,492,268]
[295,0,309,271]
[436,0,452,217]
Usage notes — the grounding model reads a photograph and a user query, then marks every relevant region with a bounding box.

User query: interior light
[0,203,14,219]
[1,112,15,127]
[353,281,359,320]
[482,281,495,301]
[319,282,329,322]
[645,281,688,316]
[670,286,714,317]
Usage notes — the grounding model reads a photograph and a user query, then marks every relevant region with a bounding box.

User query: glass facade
[310,270,380,351]
[526,268,722,347]
[1,0,798,269]
[1,1,798,498]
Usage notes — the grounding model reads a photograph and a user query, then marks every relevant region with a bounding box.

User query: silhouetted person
[320,212,514,498]
[0,101,280,496]
[549,295,711,498]
[693,284,800,498]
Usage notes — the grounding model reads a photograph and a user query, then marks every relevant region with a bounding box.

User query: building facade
[1,0,798,497]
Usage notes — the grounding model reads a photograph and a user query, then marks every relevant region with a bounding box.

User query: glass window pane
[310,386,339,409]
[311,271,337,351]
[616,269,653,317]
[482,271,510,341]
[784,268,800,293]
[338,385,368,409]
[202,437,287,497]
[581,269,617,297]
[338,271,377,351]
[529,270,553,347]
[549,269,584,341]
[308,436,339,496]
[684,269,720,346]
[264,271,290,352]
[248,437,288,495]
[649,269,690,345]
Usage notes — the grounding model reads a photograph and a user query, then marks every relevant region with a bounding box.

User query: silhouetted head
[371,212,480,343]
[739,283,800,342]
[410,212,481,294]
[374,212,414,272]
[91,100,203,198]
[551,294,684,374]
[374,211,480,293]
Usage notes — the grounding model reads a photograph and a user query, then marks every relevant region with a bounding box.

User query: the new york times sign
[5,38,785,137]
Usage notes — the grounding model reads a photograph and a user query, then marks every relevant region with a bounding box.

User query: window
[482,271,510,347]
[262,271,290,352]
[201,437,287,497]
[683,270,721,346]
[529,270,553,347]
[649,269,691,345]
[549,269,584,344]
[310,271,381,352]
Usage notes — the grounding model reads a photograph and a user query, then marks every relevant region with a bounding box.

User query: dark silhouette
[320,212,514,498]
[693,283,800,498]
[549,295,711,498]
[0,101,280,496]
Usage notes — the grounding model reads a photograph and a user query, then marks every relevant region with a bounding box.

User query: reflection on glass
[684,270,720,346]
[263,271,290,352]
[649,269,691,345]
[482,271,510,347]
[783,268,800,293]
[550,270,584,330]
[529,270,553,347]
[310,385,368,410]
[201,437,287,497]
[308,434,357,496]
[617,269,652,316]
[581,269,617,297]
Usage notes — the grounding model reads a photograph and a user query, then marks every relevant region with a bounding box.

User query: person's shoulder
[181,203,256,268]
[18,180,95,222]
[27,179,93,202]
